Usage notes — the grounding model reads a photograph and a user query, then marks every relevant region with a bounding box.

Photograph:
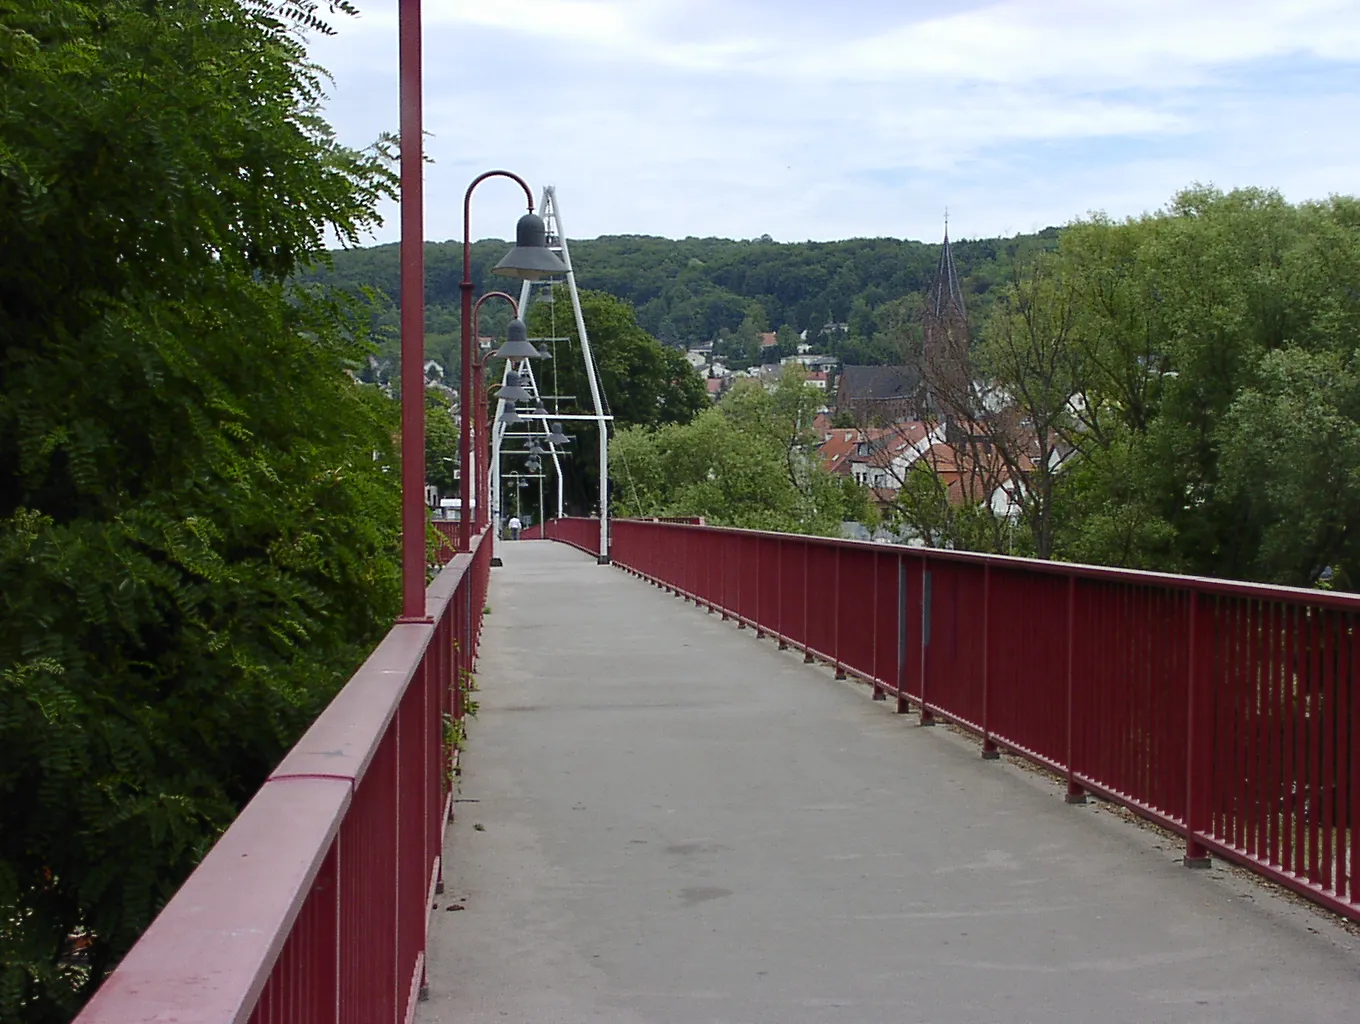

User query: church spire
[928,216,967,321]
[921,216,972,419]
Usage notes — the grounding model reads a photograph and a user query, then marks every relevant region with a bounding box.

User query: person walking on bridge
[507,515,522,541]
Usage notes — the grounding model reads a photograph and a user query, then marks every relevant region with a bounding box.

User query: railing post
[896,555,911,714]
[755,538,765,638]
[834,546,847,679]
[778,536,789,649]
[1184,590,1212,867]
[919,559,934,726]
[1064,575,1086,803]
[872,552,885,699]
[803,540,814,663]
[981,562,999,759]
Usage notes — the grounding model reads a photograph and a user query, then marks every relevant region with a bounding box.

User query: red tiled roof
[706,377,724,394]
[759,332,778,348]
[818,429,861,475]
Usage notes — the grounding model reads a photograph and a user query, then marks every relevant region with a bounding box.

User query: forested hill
[305,228,1061,373]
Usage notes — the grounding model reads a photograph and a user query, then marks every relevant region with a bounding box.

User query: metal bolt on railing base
[918,709,937,727]
[981,739,1001,760]
[1064,783,1087,805]
[1183,854,1212,869]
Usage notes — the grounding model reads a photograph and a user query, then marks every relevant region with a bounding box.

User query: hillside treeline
[304,228,1061,374]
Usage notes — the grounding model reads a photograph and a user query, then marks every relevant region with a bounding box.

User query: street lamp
[457,171,568,554]
[472,291,520,543]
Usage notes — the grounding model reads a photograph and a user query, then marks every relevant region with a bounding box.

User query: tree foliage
[303,228,1064,373]
[921,186,1360,589]
[517,287,707,517]
[613,372,875,535]
[1,2,400,1018]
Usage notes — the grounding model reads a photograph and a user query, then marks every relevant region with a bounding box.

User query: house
[782,353,839,374]
[817,420,945,499]
[834,365,925,423]
[806,371,828,390]
[706,377,726,400]
[684,350,707,370]
[759,331,779,350]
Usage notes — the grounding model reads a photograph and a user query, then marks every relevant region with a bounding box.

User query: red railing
[433,520,458,563]
[540,516,602,557]
[76,531,492,1024]
[590,519,1360,923]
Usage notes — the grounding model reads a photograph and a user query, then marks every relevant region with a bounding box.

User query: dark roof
[836,364,922,402]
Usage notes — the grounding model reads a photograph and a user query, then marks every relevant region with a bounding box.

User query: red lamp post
[471,291,520,541]
[397,0,427,622]
[457,174,567,554]
[396,0,563,614]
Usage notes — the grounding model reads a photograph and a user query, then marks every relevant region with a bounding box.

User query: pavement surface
[419,539,1360,1024]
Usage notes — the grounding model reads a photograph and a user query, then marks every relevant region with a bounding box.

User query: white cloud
[306,0,1360,244]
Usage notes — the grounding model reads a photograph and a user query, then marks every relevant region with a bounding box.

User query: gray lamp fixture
[531,400,549,419]
[537,344,553,360]
[500,405,523,426]
[492,318,547,361]
[496,370,534,403]
[547,421,571,445]
[527,440,545,455]
[527,457,542,473]
[492,213,569,280]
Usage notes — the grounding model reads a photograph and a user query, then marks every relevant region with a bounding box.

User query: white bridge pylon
[490,185,612,562]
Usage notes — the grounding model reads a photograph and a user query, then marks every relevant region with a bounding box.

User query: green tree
[612,372,874,535]
[0,2,399,1019]
[522,288,706,518]
[425,390,460,495]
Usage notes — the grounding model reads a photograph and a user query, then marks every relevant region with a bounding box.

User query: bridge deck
[419,540,1358,1023]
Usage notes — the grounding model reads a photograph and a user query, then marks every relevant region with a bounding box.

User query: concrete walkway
[420,540,1360,1024]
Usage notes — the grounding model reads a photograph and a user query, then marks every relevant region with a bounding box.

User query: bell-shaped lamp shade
[527,440,545,455]
[492,213,569,281]
[496,369,534,403]
[547,421,571,446]
[537,344,553,360]
[531,400,549,418]
[500,405,523,426]
[527,457,542,473]
[491,318,546,361]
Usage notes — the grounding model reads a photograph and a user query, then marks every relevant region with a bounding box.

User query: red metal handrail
[540,516,602,557]
[556,518,1360,924]
[76,531,492,1024]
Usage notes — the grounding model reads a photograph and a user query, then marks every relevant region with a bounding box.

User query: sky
[306,0,1360,245]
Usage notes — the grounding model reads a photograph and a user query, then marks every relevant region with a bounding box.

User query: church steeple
[928,214,968,323]
[921,217,972,419]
